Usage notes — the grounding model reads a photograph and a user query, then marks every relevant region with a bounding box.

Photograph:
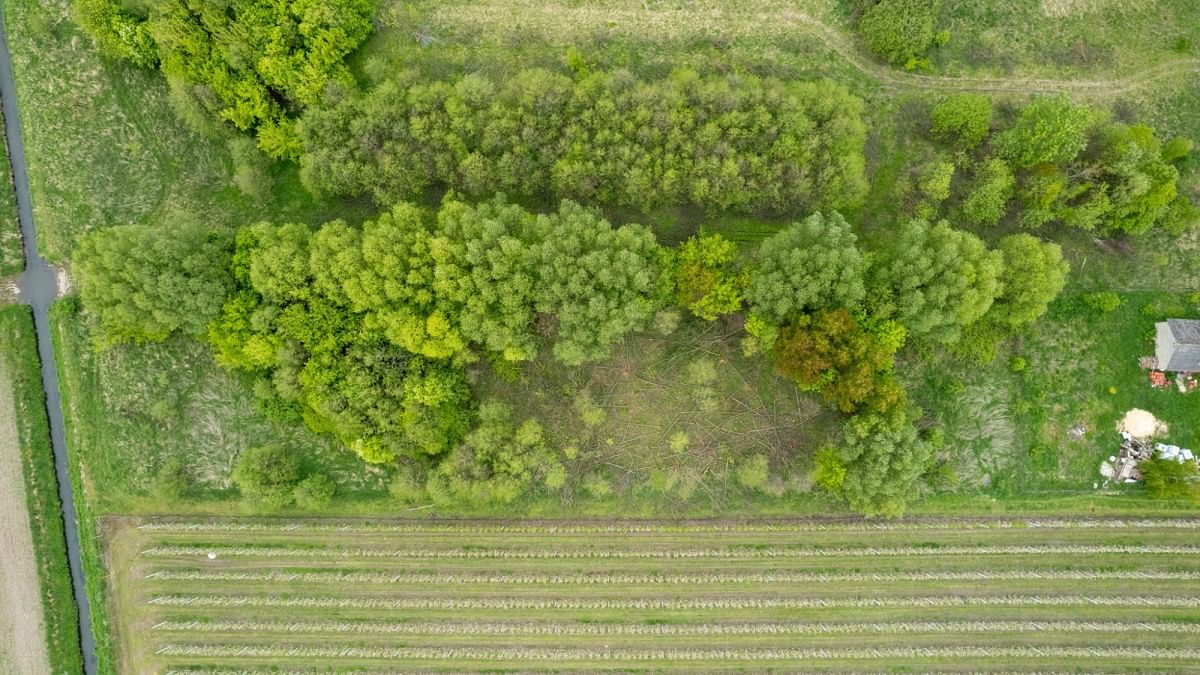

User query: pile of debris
[1154,443,1196,465]
[1101,432,1155,483]
[1100,408,1198,484]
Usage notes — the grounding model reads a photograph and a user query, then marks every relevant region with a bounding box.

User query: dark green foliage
[834,406,936,517]
[772,309,906,414]
[300,69,868,214]
[232,443,302,508]
[1140,457,1199,500]
[988,234,1069,328]
[995,95,1094,168]
[74,218,233,345]
[856,0,942,67]
[672,233,748,320]
[961,158,1015,225]
[75,0,376,158]
[930,94,992,149]
[427,402,562,506]
[869,219,1003,342]
[745,212,867,325]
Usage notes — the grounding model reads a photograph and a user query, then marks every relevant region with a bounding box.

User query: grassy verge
[0,305,80,671]
[0,107,20,275]
[48,300,117,673]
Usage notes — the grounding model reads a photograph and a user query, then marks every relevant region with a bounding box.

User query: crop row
[142,569,1200,585]
[140,544,1200,559]
[153,644,1200,661]
[136,518,1200,535]
[148,594,1200,610]
[149,619,1200,637]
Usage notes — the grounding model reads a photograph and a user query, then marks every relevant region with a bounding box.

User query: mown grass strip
[142,569,1200,585]
[147,594,1200,610]
[151,644,1200,661]
[0,305,83,672]
[141,544,1200,559]
[148,619,1200,637]
[136,518,1200,535]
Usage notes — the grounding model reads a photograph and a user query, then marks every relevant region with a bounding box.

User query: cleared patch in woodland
[109,516,1200,671]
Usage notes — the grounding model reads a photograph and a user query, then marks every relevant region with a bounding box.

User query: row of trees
[73,0,376,158]
[920,94,1197,235]
[299,68,869,214]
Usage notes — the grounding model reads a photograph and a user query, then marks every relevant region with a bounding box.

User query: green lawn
[0,305,82,672]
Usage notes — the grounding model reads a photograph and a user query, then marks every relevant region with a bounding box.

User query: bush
[672,233,748,320]
[735,454,770,490]
[1140,458,1199,500]
[812,447,847,491]
[294,474,336,509]
[857,0,942,66]
[301,69,868,214]
[930,94,992,149]
[150,457,190,501]
[961,158,1014,225]
[232,444,301,508]
[1083,291,1124,314]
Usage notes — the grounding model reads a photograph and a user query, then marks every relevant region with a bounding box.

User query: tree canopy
[987,234,1069,328]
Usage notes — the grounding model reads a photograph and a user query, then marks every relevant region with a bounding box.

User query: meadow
[109,515,1200,671]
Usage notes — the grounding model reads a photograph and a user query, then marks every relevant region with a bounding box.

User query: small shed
[1155,319,1200,372]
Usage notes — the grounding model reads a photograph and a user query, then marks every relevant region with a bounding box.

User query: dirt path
[423,0,1200,96]
[0,363,51,675]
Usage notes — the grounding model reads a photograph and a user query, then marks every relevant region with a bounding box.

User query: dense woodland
[68,0,1199,516]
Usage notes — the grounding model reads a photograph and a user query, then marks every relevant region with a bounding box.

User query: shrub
[150,457,190,501]
[812,447,847,491]
[1083,291,1124,314]
[989,235,1069,327]
[1140,458,1199,500]
[735,454,771,490]
[961,158,1014,225]
[294,474,336,509]
[857,0,942,66]
[672,233,748,320]
[232,444,301,509]
[995,95,1094,168]
[930,94,992,149]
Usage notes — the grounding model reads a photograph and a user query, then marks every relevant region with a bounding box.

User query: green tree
[961,158,1014,225]
[857,0,942,66]
[869,219,1004,342]
[73,0,157,65]
[746,212,867,324]
[995,95,1094,168]
[835,407,936,517]
[930,93,992,149]
[74,219,233,344]
[1140,458,1199,501]
[988,234,1069,327]
[232,443,301,509]
[672,232,748,320]
[532,201,663,366]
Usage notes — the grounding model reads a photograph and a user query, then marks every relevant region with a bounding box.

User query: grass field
[0,107,21,276]
[0,305,82,672]
[108,515,1200,671]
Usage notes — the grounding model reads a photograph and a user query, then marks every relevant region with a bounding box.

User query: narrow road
[0,5,98,674]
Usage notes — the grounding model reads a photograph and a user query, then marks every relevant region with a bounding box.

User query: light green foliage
[995,95,1094,168]
[232,443,302,509]
[82,0,377,157]
[300,69,868,214]
[1139,457,1199,500]
[746,212,867,324]
[432,200,539,361]
[989,234,1069,328]
[428,402,561,505]
[930,94,993,149]
[734,453,770,490]
[574,391,607,428]
[772,309,906,414]
[813,447,847,491]
[72,0,156,65]
[919,159,955,203]
[531,202,663,366]
[835,407,935,517]
[857,0,942,66]
[672,233,748,320]
[869,219,1004,342]
[961,158,1014,225]
[669,431,690,453]
[73,219,233,344]
[1083,291,1124,314]
[294,474,336,508]
[1077,123,1188,235]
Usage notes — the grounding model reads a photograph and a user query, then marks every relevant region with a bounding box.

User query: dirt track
[0,363,51,674]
